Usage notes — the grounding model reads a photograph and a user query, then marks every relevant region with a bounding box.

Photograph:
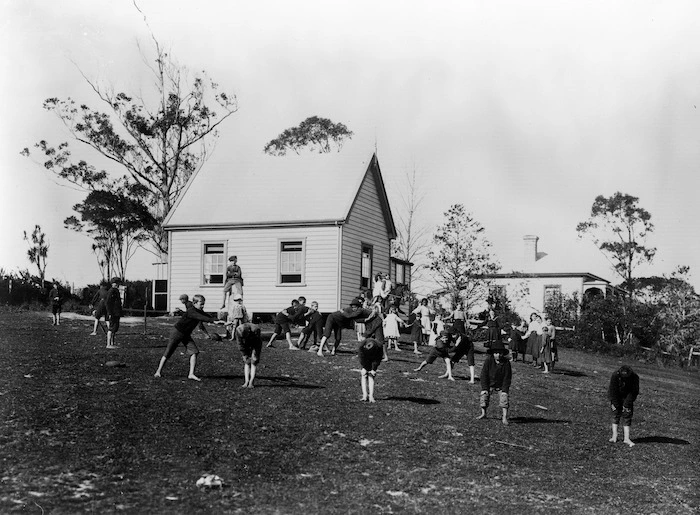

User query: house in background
[485,235,621,319]
[161,143,397,317]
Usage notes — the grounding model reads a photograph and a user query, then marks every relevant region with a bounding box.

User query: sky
[2,0,700,293]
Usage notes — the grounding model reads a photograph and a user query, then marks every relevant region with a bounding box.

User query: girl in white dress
[383,306,405,351]
[412,299,433,345]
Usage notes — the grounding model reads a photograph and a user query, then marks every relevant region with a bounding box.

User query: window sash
[203,243,225,285]
[361,245,372,288]
[280,240,304,284]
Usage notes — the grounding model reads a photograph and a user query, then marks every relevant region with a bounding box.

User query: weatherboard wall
[167,225,340,316]
[339,165,392,307]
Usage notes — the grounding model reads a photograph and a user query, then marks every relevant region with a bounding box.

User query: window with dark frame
[544,284,563,307]
[203,243,225,284]
[361,244,373,289]
[280,240,304,284]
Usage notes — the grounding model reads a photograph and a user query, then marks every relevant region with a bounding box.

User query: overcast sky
[2,0,700,292]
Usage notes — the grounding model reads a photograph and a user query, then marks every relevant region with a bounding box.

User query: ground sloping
[0,310,698,514]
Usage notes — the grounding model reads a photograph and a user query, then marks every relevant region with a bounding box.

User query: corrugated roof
[163,140,376,228]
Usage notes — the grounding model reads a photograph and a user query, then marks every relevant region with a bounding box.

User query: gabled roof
[163,140,394,231]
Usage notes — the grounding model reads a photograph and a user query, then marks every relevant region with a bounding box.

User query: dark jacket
[608,367,640,408]
[480,355,512,393]
[105,287,122,317]
[174,304,216,337]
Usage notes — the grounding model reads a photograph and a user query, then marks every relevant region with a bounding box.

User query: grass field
[1,309,698,514]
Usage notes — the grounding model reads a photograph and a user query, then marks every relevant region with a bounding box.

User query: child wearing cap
[413,330,455,381]
[608,365,639,447]
[477,341,512,425]
[358,338,384,402]
[226,293,249,339]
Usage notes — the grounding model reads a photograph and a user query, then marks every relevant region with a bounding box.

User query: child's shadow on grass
[205,374,324,389]
[385,396,440,405]
[508,416,571,424]
[632,436,690,445]
[551,369,588,377]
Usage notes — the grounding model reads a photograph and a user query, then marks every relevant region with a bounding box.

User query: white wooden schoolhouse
[161,143,398,317]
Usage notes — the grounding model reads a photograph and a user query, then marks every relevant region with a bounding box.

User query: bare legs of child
[360,369,376,403]
[154,354,200,381]
[610,423,635,447]
[242,362,257,388]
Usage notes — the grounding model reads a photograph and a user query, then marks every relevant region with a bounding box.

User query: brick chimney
[523,235,539,268]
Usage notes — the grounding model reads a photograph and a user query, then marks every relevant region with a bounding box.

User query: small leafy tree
[428,204,500,312]
[64,183,157,280]
[652,267,700,357]
[263,116,353,156]
[576,192,655,287]
[23,225,49,289]
[21,8,237,257]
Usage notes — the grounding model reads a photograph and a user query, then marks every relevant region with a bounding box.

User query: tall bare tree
[21,4,237,258]
[391,167,431,293]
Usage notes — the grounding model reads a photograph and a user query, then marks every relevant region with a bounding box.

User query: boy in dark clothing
[297,301,324,349]
[358,338,384,402]
[105,277,123,349]
[413,330,455,381]
[608,365,640,447]
[48,282,63,326]
[90,282,109,335]
[450,331,476,383]
[316,298,372,356]
[477,341,512,425]
[235,323,263,388]
[266,299,301,350]
[154,294,222,381]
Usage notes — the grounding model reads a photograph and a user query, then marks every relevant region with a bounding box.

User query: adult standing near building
[608,365,640,447]
[221,255,243,309]
[412,298,433,345]
[380,272,393,311]
[105,277,123,349]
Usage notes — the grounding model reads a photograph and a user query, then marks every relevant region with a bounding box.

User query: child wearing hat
[358,338,384,402]
[221,255,243,308]
[608,365,640,447]
[413,330,455,381]
[477,341,512,425]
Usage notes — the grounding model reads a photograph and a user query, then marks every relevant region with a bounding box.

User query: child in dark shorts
[451,331,476,383]
[608,365,640,447]
[154,294,222,381]
[297,301,323,349]
[235,323,263,388]
[413,330,455,380]
[105,277,123,349]
[358,338,384,402]
[266,299,301,350]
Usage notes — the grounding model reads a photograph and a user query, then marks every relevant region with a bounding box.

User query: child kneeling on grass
[358,338,384,402]
[235,322,263,388]
[477,341,512,425]
[154,294,223,381]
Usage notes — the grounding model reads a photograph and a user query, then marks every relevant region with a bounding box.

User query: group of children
[75,281,642,438]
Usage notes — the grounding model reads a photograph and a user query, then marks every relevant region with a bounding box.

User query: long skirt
[527,333,540,360]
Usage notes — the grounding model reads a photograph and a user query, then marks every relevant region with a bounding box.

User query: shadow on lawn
[632,436,691,445]
[204,374,324,389]
[509,416,571,424]
[551,369,588,377]
[385,396,440,405]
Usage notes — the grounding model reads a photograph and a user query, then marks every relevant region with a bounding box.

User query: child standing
[105,277,123,349]
[408,312,423,354]
[154,294,222,381]
[413,330,455,381]
[477,341,512,425]
[226,293,249,339]
[89,282,109,335]
[539,325,552,373]
[358,338,384,402]
[48,281,63,326]
[235,322,263,388]
[428,314,445,347]
[383,306,404,351]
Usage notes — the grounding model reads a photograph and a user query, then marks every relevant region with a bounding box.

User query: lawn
[0,309,698,514]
